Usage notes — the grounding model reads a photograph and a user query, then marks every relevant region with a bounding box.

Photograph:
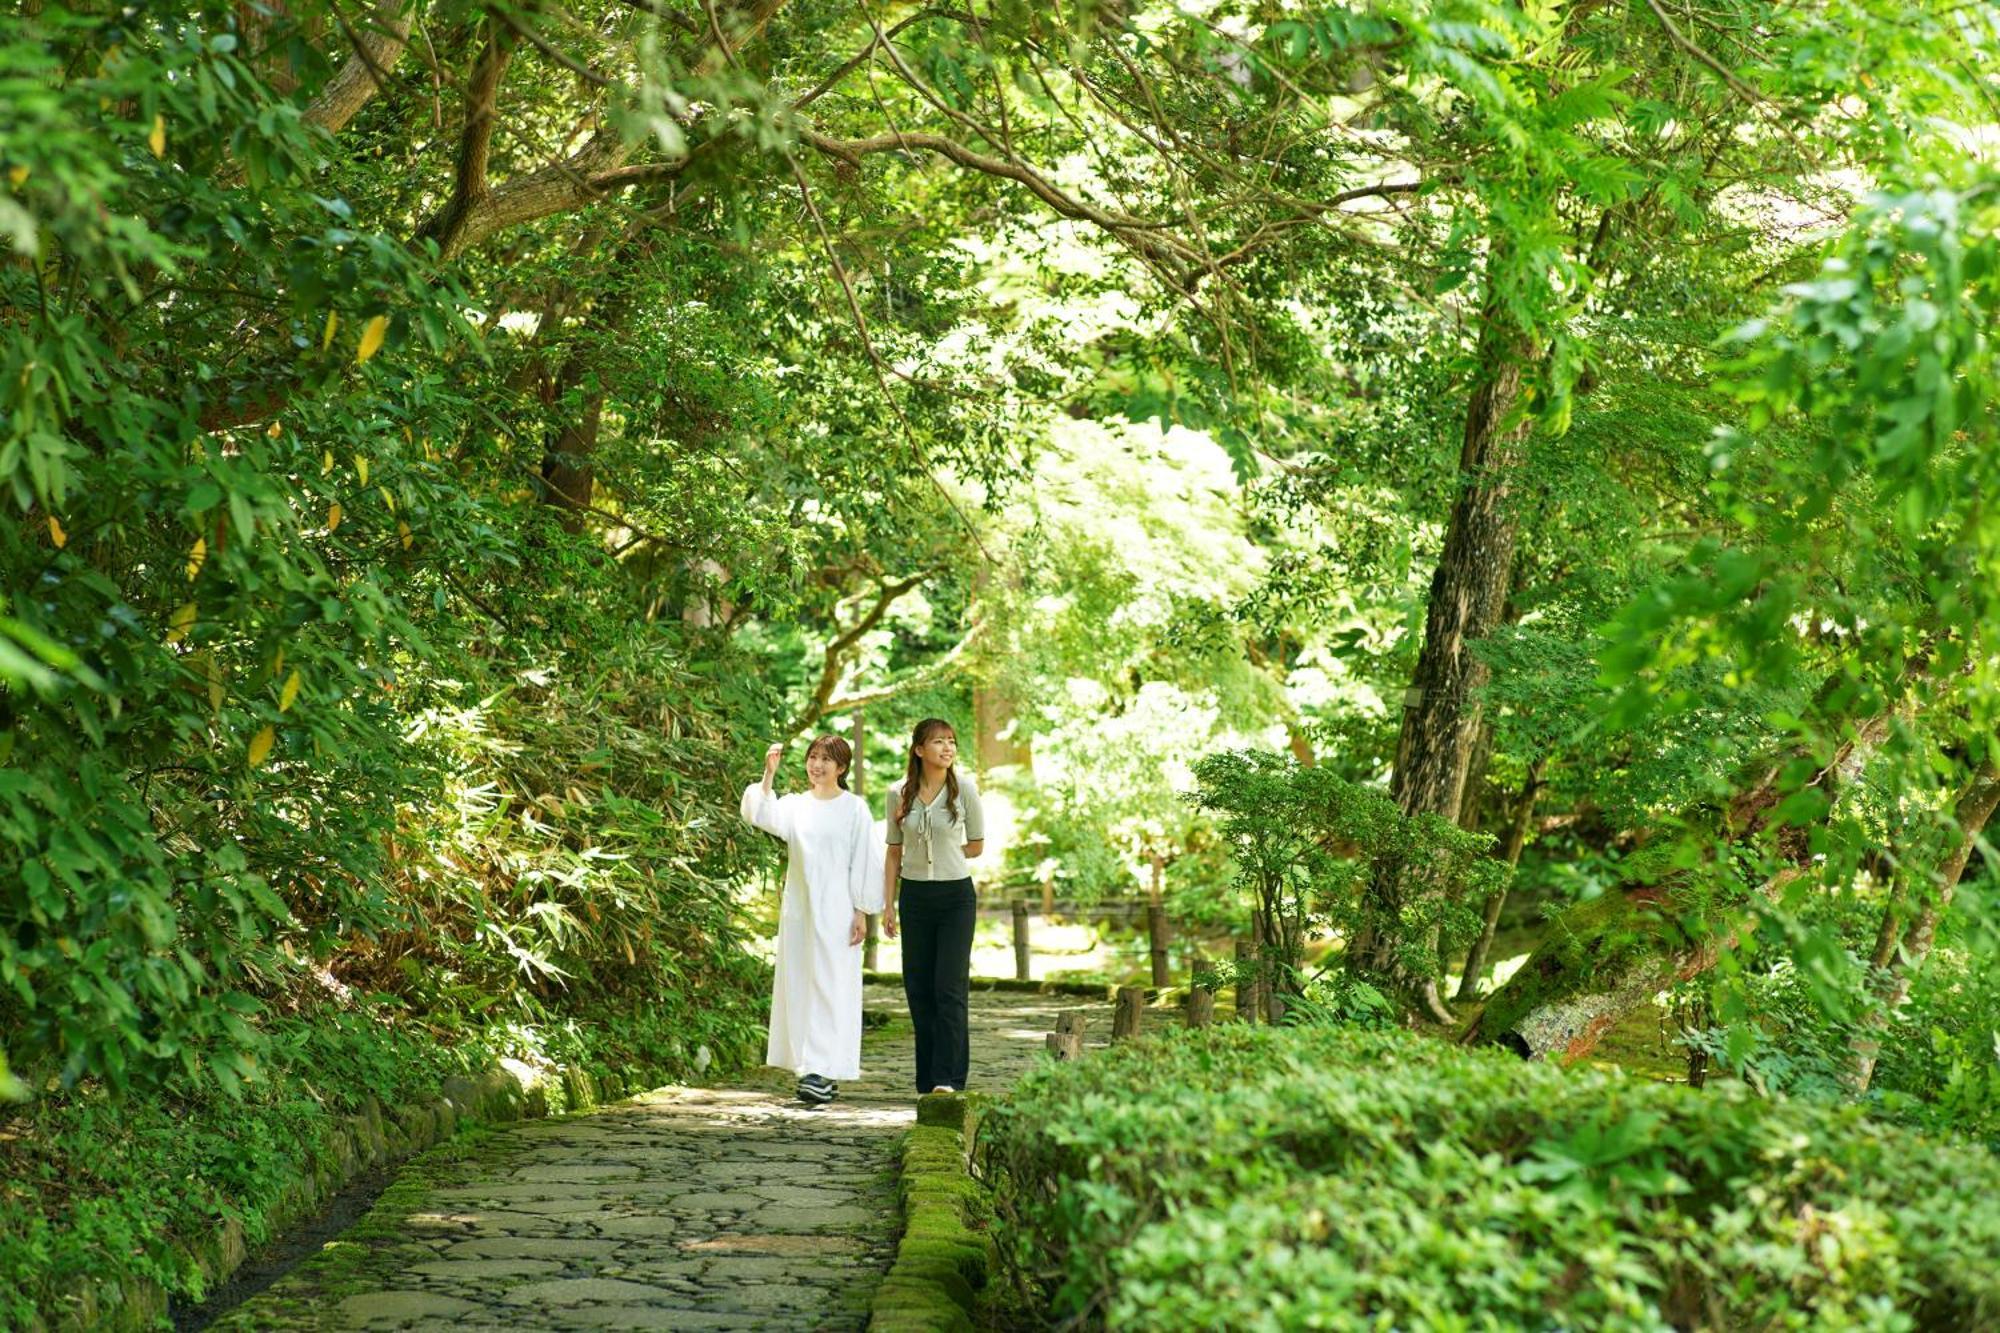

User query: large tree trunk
[1347,312,1534,1021]
[1848,760,2000,1093]
[1469,705,1902,1059]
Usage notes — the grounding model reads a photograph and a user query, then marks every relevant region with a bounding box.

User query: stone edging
[867,1092,992,1332]
[863,970,1113,999]
[46,1055,658,1331]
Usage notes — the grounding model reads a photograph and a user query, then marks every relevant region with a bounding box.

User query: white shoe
[929,1085,956,1094]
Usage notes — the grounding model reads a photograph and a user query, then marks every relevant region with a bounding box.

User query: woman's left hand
[849,910,868,947]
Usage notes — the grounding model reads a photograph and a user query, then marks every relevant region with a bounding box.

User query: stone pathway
[211,986,1108,1331]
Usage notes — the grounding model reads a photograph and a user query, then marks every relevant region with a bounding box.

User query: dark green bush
[980,1024,2000,1331]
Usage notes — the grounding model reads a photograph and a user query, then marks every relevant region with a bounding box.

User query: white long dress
[740,785,883,1081]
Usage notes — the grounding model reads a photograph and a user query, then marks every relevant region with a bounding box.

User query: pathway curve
[211,985,1109,1332]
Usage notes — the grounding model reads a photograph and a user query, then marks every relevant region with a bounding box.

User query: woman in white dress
[739,735,881,1104]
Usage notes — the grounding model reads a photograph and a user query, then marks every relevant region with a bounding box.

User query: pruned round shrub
[978,1024,2000,1330]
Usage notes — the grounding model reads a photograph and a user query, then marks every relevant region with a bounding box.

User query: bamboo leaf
[47,515,65,548]
[356,315,388,364]
[279,670,301,713]
[166,602,196,645]
[247,724,275,769]
[186,537,206,580]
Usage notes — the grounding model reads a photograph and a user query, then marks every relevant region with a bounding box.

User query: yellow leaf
[267,420,282,439]
[326,502,343,532]
[378,485,394,513]
[321,310,338,353]
[279,669,301,713]
[186,537,206,580]
[166,601,196,645]
[356,315,387,364]
[247,724,275,769]
[206,655,224,713]
[321,449,334,476]
[398,521,413,549]
[355,455,369,486]
[271,646,285,678]
[148,114,165,159]
[6,165,25,189]
[47,514,65,548]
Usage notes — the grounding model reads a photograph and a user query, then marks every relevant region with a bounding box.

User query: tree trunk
[1848,760,2000,1093]
[1348,312,1535,1021]
[540,384,604,535]
[1455,756,1544,1001]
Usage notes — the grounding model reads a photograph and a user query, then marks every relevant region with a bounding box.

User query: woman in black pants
[881,718,984,1095]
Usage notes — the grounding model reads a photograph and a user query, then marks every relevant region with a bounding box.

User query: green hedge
[979,1024,2000,1331]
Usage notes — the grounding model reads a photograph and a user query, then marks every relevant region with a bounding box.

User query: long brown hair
[895,718,960,824]
[806,734,853,790]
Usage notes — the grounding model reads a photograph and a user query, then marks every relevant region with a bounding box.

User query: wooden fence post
[1146,903,1171,989]
[1113,985,1145,1041]
[1012,900,1031,981]
[1045,1011,1087,1061]
[1183,949,1213,1028]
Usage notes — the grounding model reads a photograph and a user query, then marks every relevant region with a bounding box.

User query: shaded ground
[207,986,1108,1332]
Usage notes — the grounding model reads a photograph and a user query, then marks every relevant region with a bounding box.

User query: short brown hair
[806,734,853,789]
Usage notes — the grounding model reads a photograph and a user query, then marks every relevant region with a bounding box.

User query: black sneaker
[797,1074,836,1104]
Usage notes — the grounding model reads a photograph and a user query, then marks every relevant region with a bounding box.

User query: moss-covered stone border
[868,1092,993,1332]
[864,970,1114,999]
[41,1054,666,1332]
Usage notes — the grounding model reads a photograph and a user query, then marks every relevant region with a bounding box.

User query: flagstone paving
[208,986,1110,1331]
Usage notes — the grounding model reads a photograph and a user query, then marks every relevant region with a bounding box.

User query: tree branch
[786,574,928,736]
[816,617,986,722]
[798,126,1198,271]
[304,0,418,135]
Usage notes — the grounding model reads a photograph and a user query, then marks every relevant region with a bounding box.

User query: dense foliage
[4,0,1999,1324]
[981,1022,2000,1329]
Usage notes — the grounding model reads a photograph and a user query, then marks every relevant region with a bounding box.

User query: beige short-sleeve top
[886,773,984,882]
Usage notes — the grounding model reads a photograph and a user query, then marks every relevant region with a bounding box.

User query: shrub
[1187,749,1501,999]
[979,1023,2000,1330]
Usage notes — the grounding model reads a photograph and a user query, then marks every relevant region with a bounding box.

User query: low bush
[979,1023,2000,1331]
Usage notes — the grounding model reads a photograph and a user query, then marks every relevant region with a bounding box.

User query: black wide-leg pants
[898,876,976,1092]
